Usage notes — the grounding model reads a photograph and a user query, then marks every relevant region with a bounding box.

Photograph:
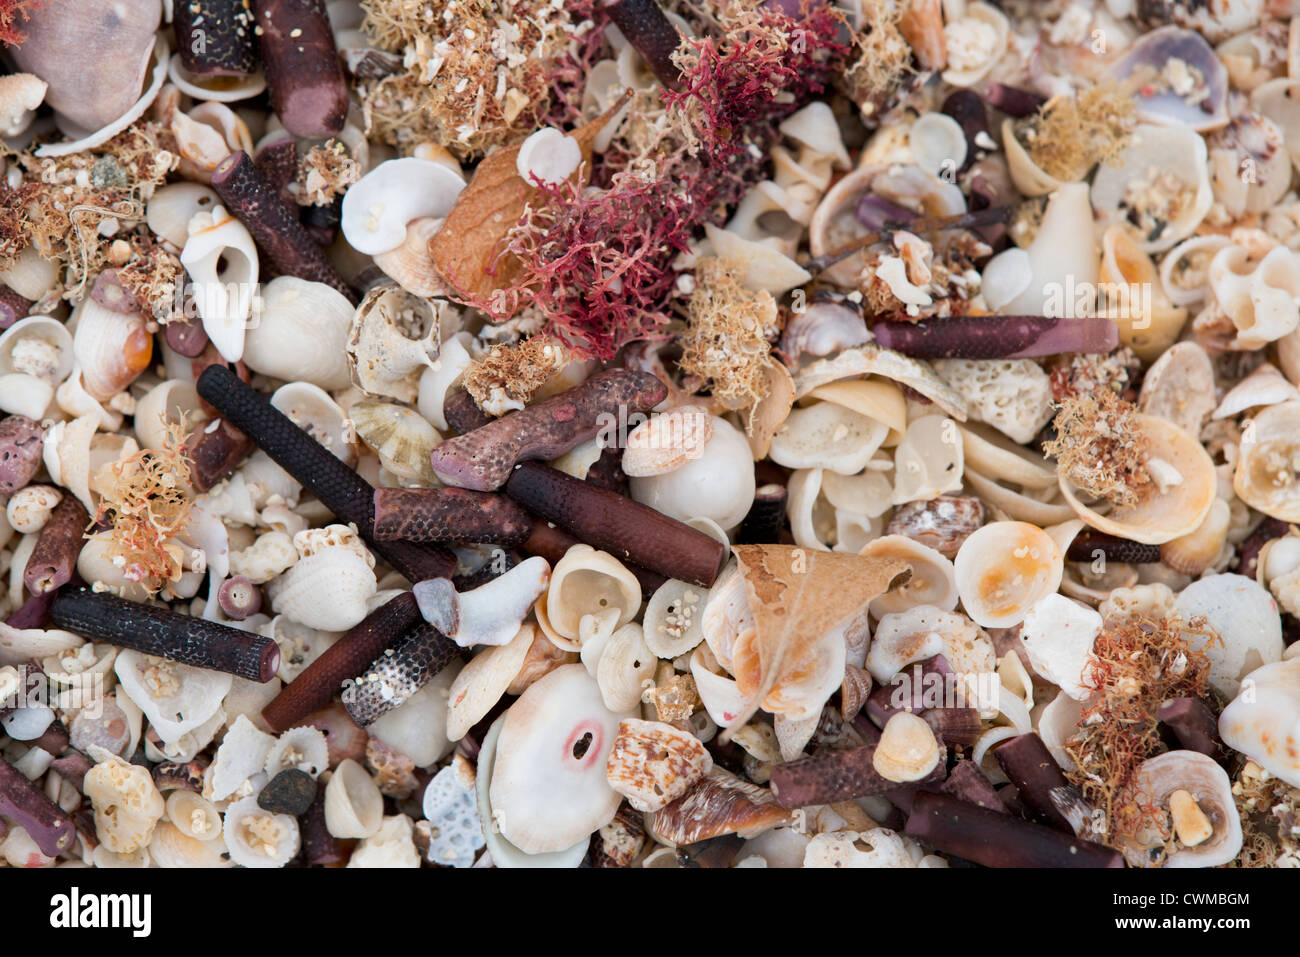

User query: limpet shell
[769,401,889,475]
[1060,414,1217,545]
[1218,657,1300,787]
[324,759,384,839]
[349,399,441,487]
[223,795,300,868]
[954,521,1064,629]
[489,664,628,854]
[643,578,707,660]
[860,536,958,615]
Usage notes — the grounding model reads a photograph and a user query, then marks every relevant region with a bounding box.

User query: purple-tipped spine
[0,756,78,858]
[872,316,1120,359]
[341,623,459,727]
[24,494,90,595]
[251,0,348,138]
[0,414,44,497]
[372,487,533,546]
[602,0,683,88]
[992,732,1074,831]
[1157,697,1224,760]
[0,286,31,330]
[769,741,947,807]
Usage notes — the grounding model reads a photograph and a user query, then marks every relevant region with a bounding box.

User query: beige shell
[1219,657,1300,787]
[595,623,656,713]
[1117,751,1242,868]
[83,751,165,855]
[163,790,222,842]
[1098,225,1189,362]
[244,277,355,391]
[1235,400,1300,520]
[349,400,441,487]
[270,382,357,465]
[622,405,713,477]
[1002,117,1065,197]
[958,422,1056,490]
[0,245,59,302]
[954,521,1064,629]
[1159,234,1231,308]
[445,623,535,741]
[70,299,153,401]
[0,316,76,419]
[939,3,1008,85]
[605,718,713,813]
[347,286,441,403]
[794,343,967,420]
[268,531,378,632]
[1213,363,1300,420]
[860,535,958,615]
[873,712,943,783]
[643,578,707,659]
[1137,341,1216,436]
[44,414,140,515]
[1060,414,1218,544]
[372,217,446,298]
[171,101,253,181]
[133,379,204,451]
[807,378,907,443]
[1160,498,1231,576]
[769,401,890,475]
[890,415,964,504]
[146,182,219,250]
[536,544,642,651]
[743,357,796,460]
[58,368,123,432]
[963,469,1078,526]
[324,759,384,839]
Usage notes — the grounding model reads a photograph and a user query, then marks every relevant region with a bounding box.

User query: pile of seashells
[1,0,1300,871]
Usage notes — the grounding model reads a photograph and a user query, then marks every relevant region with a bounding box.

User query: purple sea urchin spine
[992,732,1074,832]
[769,741,947,807]
[163,315,210,357]
[217,575,262,620]
[0,286,31,330]
[24,494,90,595]
[1065,529,1161,564]
[1157,697,1224,760]
[0,756,78,858]
[187,418,256,493]
[51,588,281,682]
[934,760,1008,812]
[175,0,259,76]
[341,623,459,727]
[262,593,422,733]
[429,369,668,492]
[905,791,1124,868]
[603,0,684,89]
[737,483,787,545]
[196,364,457,583]
[872,315,1120,359]
[210,151,354,300]
[372,488,533,546]
[252,138,301,212]
[505,462,728,588]
[0,414,44,497]
[443,388,494,435]
[985,83,1048,117]
[251,0,348,138]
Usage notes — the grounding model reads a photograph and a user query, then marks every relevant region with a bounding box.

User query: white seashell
[1091,125,1213,254]
[223,795,300,867]
[55,367,122,431]
[323,759,384,839]
[958,421,1056,490]
[268,532,377,632]
[1018,594,1103,701]
[1213,363,1300,419]
[270,381,356,465]
[146,182,219,250]
[347,286,441,403]
[1174,573,1283,698]
[83,750,165,855]
[690,645,749,728]
[0,72,45,138]
[1252,78,1300,171]
[535,545,639,650]
[954,521,1064,628]
[133,379,203,451]
[1137,341,1217,435]
[932,358,1052,444]
[2,703,53,740]
[421,754,485,867]
[416,556,550,649]
[630,415,756,531]
[148,821,233,867]
[794,343,967,420]
[0,316,75,419]
[1219,657,1300,787]
[209,714,276,801]
[75,532,151,601]
[866,603,995,686]
[264,726,330,778]
[348,813,420,868]
[349,400,440,486]
[113,649,231,745]
[890,415,963,504]
[1207,244,1300,349]
[1234,400,1300,520]
[231,532,300,588]
[180,204,258,363]
[516,127,582,185]
[821,468,894,519]
[416,331,473,431]
[341,158,466,255]
[595,623,656,713]
[643,578,707,659]
[980,247,1033,312]
[699,222,811,294]
[476,713,586,867]
[1001,183,1101,316]
[489,665,628,854]
[940,2,1009,87]
[243,276,355,391]
[5,485,61,535]
[860,536,958,615]
[372,218,446,298]
[1118,751,1241,868]
[769,401,889,475]
[1159,234,1231,308]
[164,790,223,842]
[0,248,59,306]
[446,623,535,740]
[368,661,460,766]
[908,112,967,180]
[171,101,253,180]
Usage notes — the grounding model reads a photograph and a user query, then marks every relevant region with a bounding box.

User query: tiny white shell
[223,795,300,867]
[341,158,466,255]
[324,758,384,839]
[243,277,355,391]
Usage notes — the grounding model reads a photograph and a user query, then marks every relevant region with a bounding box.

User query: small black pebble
[258,769,317,816]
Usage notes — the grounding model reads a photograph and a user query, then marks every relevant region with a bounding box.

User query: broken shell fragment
[1174,574,1283,698]
[341,158,466,255]
[1218,657,1300,787]
[445,623,535,740]
[605,718,713,812]
[323,758,384,839]
[414,556,550,648]
[622,405,713,477]
[1234,400,1300,521]
[349,399,441,487]
[347,286,441,403]
[536,545,639,650]
[648,766,792,846]
[1018,594,1103,701]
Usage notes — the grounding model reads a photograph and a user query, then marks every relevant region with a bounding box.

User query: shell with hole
[488,664,629,854]
[535,544,641,652]
[1206,242,1300,350]
[860,535,957,615]
[349,400,440,487]
[179,204,258,363]
[1116,751,1241,868]
[0,316,75,419]
[347,286,442,403]
[1097,225,1189,361]
[954,521,1064,629]
[242,277,355,391]
[1060,414,1218,545]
